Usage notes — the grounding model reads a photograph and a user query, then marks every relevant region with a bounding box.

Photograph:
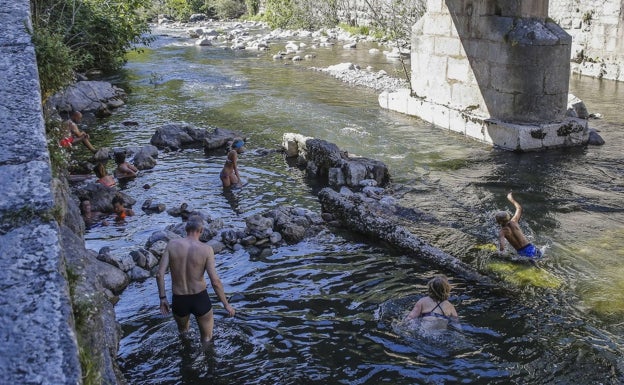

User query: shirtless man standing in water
[495,192,543,259]
[156,216,235,348]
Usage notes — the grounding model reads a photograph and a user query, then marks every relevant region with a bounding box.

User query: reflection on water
[84,26,624,384]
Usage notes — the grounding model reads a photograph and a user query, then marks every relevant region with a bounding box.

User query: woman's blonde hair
[427,275,451,302]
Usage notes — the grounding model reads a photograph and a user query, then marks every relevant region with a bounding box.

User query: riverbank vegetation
[30,0,424,99]
[30,0,152,100]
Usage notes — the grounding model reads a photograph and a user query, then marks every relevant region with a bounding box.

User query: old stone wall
[379,0,588,151]
[339,0,624,81]
[0,1,81,383]
[411,0,571,123]
[550,0,624,81]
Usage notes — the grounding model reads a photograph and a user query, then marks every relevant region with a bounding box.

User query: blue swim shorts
[516,243,543,259]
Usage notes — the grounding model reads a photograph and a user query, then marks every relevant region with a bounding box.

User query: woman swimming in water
[406,275,458,323]
[220,138,244,188]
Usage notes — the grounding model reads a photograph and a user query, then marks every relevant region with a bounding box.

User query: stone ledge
[0,221,81,385]
[0,160,54,216]
[0,1,82,383]
[379,89,589,151]
[0,45,48,165]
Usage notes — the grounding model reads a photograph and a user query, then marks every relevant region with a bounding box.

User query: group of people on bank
[62,111,138,226]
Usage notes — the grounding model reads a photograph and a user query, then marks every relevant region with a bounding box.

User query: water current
[83,23,624,384]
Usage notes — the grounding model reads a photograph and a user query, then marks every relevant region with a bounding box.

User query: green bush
[244,0,259,16]
[30,27,78,100]
[264,0,294,29]
[262,0,338,30]
[213,0,246,19]
[30,0,152,97]
[164,0,193,20]
[44,117,70,177]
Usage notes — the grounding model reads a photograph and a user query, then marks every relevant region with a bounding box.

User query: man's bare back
[166,237,213,295]
[495,192,543,259]
[496,192,530,252]
[156,216,235,347]
[499,221,530,251]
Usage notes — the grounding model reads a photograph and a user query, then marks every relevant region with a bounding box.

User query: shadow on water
[84,26,624,384]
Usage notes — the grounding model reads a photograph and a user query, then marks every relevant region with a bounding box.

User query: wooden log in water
[318,187,495,285]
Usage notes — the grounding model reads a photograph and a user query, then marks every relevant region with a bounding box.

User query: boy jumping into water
[495,192,542,259]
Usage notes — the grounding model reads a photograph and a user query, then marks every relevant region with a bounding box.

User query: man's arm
[156,248,171,315]
[507,192,522,222]
[68,121,84,138]
[204,248,235,317]
[498,229,507,252]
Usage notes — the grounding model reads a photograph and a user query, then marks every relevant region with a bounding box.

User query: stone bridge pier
[379,0,589,151]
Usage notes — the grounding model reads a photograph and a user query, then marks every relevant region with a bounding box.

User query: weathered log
[318,187,494,284]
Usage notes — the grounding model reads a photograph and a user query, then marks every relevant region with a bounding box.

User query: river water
[83,23,624,384]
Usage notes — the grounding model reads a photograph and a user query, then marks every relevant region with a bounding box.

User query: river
[83,23,623,384]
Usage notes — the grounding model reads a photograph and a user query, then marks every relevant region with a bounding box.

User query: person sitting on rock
[114,151,138,180]
[112,195,134,222]
[59,111,97,153]
[94,163,116,188]
[220,138,244,188]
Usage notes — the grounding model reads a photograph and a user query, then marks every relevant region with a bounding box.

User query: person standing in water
[156,215,236,349]
[495,192,542,259]
[220,139,244,188]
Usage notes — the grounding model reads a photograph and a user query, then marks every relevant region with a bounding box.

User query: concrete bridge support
[379,0,589,151]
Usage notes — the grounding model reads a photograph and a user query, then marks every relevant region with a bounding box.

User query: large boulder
[567,94,589,119]
[46,81,126,115]
[97,247,136,272]
[150,123,208,150]
[74,183,135,213]
[131,145,159,170]
[264,205,325,243]
[145,230,180,250]
[282,133,390,188]
[203,127,246,152]
[587,128,605,146]
[245,214,274,239]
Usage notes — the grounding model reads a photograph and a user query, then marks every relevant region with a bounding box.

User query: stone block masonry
[0,0,81,383]
[380,0,589,151]
[550,0,624,81]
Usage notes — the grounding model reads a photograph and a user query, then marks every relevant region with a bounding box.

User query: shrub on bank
[30,0,152,100]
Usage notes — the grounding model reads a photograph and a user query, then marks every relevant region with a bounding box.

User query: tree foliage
[154,0,245,21]
[263,0,340,29]
[30,0,152,99]
[213,0,246,19]
[30,28,79,100]
[361,0,425,43]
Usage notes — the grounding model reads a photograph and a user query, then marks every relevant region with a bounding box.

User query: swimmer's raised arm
[507,192,522,222]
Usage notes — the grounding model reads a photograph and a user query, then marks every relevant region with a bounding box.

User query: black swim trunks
[172,290,213,317]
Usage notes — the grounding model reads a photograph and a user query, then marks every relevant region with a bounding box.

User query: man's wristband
[159,295,166,300]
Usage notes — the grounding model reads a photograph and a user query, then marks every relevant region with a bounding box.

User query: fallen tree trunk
[318,187,495,285]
